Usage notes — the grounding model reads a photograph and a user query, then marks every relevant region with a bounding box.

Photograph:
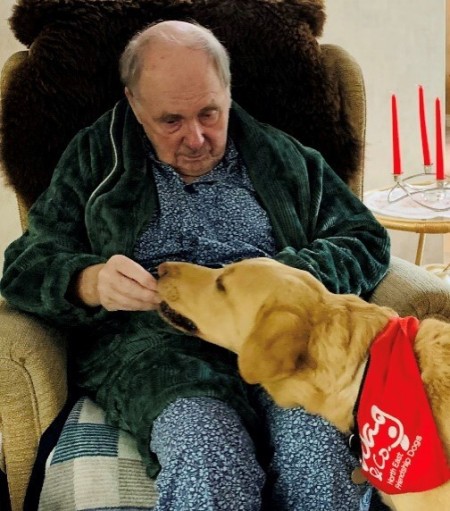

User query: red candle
[391,94,402,175]
[418,85,431,166]
[435,98,445,180]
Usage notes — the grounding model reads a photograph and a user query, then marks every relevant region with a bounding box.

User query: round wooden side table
[364,188,450,265]
[369,214,450,265]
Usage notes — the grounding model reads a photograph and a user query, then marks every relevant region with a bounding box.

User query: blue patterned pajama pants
[150,392,387,511]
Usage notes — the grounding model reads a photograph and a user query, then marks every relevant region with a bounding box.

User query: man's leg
[255,390,373,511]
[151,397,265,511]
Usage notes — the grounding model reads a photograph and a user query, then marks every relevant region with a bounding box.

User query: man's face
[126,43,231,181]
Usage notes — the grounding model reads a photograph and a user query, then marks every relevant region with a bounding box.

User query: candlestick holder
[388,173,450,212]
[398,167,435,190]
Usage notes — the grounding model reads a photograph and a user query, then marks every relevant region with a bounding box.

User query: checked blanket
[38,396,158,510]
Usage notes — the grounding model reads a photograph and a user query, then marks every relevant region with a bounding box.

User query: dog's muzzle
[159,301,199,334]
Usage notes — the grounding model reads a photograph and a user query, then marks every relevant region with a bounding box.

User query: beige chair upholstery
[1,43,450,511]
[0,302,67,511]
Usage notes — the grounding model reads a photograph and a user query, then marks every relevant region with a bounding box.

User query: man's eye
[201,111,219,123]
[161,118,181,132]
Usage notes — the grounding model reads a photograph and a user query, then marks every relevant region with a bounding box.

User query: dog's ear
[238,308,311,384]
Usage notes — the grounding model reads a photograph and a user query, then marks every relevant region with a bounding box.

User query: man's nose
[184,121,205,149]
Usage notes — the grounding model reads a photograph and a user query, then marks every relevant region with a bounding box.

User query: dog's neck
[310,300,396,432]
[265,299,396,433]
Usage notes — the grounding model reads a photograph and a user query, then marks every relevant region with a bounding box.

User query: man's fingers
[102,293,160,311]
[98,276,159,308]
[110,254,157,290]
[110,273,156,300]
[96,255,161,310]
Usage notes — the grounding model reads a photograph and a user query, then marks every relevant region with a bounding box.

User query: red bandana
[357,316,450,494]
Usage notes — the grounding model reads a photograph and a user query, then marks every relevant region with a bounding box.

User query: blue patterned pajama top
[134,140,276,271]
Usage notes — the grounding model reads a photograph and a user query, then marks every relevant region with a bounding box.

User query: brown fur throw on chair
[1,0,359,208]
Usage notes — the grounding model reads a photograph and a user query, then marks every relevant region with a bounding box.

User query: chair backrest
[0,0,366,220]
[0,50,29,231]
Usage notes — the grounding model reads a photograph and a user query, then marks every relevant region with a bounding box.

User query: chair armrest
[369,256,450,321]
[320,44,366,198]
[0,299,67,511]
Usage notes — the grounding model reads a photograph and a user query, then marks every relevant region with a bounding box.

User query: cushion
[0,0,360,208]
[37,396,157,510]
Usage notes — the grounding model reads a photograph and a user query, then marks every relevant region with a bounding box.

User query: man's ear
[125,87,143,124]
[238,309,311,384]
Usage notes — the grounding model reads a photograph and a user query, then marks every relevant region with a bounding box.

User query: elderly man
[1,20,390,511]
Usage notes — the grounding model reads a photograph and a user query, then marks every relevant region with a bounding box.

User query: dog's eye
[216,276,226,293]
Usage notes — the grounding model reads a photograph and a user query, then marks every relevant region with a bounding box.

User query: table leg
[415,233,426,265]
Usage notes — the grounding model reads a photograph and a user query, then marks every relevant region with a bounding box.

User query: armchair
[1,1,450,510]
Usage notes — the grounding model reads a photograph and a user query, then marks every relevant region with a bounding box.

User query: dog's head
[157,258,331,384]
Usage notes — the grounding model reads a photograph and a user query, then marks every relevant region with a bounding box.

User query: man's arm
[0,126,156,326]
[274,157,391,297]
[231,104,389,296]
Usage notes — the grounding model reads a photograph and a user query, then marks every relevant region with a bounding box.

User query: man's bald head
[119,20,231,94]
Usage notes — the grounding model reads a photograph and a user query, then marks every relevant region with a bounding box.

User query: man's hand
[75,255,160,311]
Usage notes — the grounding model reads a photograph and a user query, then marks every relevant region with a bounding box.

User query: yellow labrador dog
[157,257,450,511]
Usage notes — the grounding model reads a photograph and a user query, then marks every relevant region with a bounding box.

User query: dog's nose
[158,263,169,279]
[158,262,180,279]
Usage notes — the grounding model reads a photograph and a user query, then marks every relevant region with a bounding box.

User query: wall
[447,0,450,117]
[321,0,447,264]
[0,0,23,277]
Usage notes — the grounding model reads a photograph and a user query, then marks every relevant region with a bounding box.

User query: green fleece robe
[0,100,390,475]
